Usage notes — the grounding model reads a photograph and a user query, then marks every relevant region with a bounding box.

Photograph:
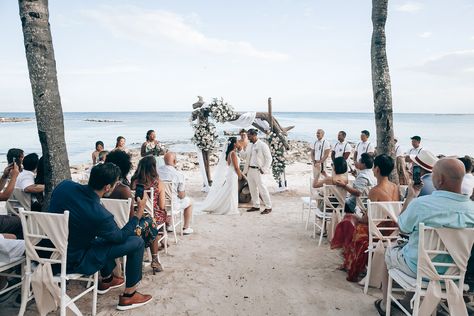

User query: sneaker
[98,275,124,295]
[117,292,152,311]
[183,227,194,235]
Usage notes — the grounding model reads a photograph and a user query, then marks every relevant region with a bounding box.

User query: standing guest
[107,151,163,273]
[459,156,474,197]
[354,130,376,163]
[313,157,349,189]
[15,153,44,194]
[331,131,352,162]
[236,129,249,152]
[311,129,331,181]
[140,130,165,157]
[336,153,376,213]
[114,136,126,151]
[92,141,104,165]
[410,150,438,197]
[158,152,194,233]
[49,163,152,311]
[394,138,404,158]
[404,135,423,163]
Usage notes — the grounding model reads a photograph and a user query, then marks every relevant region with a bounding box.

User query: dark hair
[374,154,394,177]
[359,153,374,169]
[225,137,238,160]
[88,163,121,190]
[247,129,258,136]
[239,129,247,134]
[146,130,155,141]
[7,148,24,164]
[115,136,125,147]
[95,141,104,149]
[333,157,348,175]
[131,156,158,187]
[106,150,132,180]
[23,153,39,171]
[361,130,370,137]
[411,136,421,142]
[338,131,346,137]
[459,156,473,173]
[35,156,45,185]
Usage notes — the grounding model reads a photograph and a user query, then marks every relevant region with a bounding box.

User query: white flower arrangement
[208,98,236,123]
[267,132,287,181]
[191,121,219,151]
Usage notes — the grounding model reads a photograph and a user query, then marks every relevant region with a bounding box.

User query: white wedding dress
[196,152,239,215]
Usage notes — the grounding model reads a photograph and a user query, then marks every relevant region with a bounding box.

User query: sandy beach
[4,157,384,316]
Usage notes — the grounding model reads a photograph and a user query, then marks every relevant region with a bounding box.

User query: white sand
[7,162,383,316]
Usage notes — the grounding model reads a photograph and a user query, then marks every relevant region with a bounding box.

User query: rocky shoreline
[0,117,32,123]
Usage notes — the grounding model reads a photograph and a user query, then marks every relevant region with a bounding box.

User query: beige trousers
[247,168,272,209]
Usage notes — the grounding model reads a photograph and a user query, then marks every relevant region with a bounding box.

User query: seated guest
[459,156,474,197]
[0,234,25,292]
[98,150,109,164]
[410,149,438,197]
[313,157,348,189]
[374,158,474,315]
[158,152,194,235]
[114,154,164,273]
[335,153,376,213]
[0,163,22,239]
[114,136,126,152]
[15,153,44,194]
[92,141,104,165]
[49,163,152,310]
[6,148,24,171]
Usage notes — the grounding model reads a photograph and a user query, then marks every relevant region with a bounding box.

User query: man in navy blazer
[49,163,152,311]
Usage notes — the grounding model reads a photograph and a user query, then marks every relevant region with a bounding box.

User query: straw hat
[410,150,438,172]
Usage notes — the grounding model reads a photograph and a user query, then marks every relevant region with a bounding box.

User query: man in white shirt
[354,130,376,162]
[15,153,44,194]
[405,136,423,163]
[311,129,331,181]
[331,131,352,162]
[242,129,273,214]
[158,152,193,235]
[459,156,474,197]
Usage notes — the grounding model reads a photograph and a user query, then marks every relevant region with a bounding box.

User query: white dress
[197,154,239,215]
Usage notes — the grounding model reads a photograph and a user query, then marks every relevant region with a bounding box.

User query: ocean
[0,112,473,166]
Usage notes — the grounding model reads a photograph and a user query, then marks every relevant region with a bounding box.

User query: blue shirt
[398,190,474,273]
[419,173,435,197]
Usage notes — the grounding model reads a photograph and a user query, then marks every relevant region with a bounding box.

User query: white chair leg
[123,256,127,285]
[18,268,29,316]
[92,272,98,316]
[386,275,393,316]
[164,230,169,254]
[412,291,421,316]
[305,205,312,230]
[60,276,67,316]
[364,252,372,294]
[312,214,317,239]
[318,216,325,246]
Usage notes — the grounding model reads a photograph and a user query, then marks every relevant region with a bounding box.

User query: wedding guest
[336,153,376,213]
[354,130,376,163]
[459,156,474,197]
[237,129,249,151]
[98,150,109,164]
[311,129,331,181]
[394,138,409,185]
[107,151,163,273]
[410,150,438,197]
[0,162,22,239]
[374,158,474,315]
[49,163,152,311]
[404,135,423,163]
[331,131,352,162]
[92,141,104,165]
[114,136,126,151]
[15,153,44,194]
[313,157,348,188]
[6,148,24,171]
[158,152,194,234]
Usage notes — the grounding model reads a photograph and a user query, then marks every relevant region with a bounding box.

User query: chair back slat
[130,188,154,216]
[367,201,403,244]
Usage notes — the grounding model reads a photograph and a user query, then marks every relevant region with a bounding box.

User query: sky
[0,0,473,113]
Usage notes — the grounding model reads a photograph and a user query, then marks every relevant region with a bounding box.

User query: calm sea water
[0,112,473,166]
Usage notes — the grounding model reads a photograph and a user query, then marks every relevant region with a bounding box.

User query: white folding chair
[364,200,403,294]
[162,181,183,244]
[313,184,346,246]
[301,177,322,229]
[18,209,98,316]
[6,188,31,215]
[0,257,25,297]
[386,223,474,316]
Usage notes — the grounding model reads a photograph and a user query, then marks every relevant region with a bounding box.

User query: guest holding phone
[409,150,438,197]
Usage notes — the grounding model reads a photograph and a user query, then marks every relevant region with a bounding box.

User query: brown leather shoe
[246,207,261,212]
[261,208,272,214]
[98,275,124,294]
[117,291,152,311]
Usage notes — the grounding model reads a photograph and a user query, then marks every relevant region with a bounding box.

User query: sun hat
[410,150,438,172]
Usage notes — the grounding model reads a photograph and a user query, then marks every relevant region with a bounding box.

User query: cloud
[395,2,423,13]
[82,6,289,62]
[63,64,144,76]
[418,32,432,38]
[409,50,474,77]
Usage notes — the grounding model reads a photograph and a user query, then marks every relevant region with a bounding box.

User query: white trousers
[247,168,272,209]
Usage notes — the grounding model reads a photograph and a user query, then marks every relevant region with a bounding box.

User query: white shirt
[15,170,35,191]
[355,140,375,155]
[333,141,352,159]
[462,174,474,196]
[158,165,185,197]
[312,139,331,161]
[395,144,404,157]
[407,146,423,156]
[244,139,272,174]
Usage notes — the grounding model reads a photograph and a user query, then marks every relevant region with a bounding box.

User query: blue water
[0,112,473,166]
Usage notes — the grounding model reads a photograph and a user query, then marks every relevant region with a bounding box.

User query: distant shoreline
[0,117,32,123]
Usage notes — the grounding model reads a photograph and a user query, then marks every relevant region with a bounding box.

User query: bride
[197,137,243,215]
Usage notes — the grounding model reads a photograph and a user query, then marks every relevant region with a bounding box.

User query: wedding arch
[190,97,294,191]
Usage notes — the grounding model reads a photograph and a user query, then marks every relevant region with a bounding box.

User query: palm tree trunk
[371,0,399,183]
[18,0,71,210]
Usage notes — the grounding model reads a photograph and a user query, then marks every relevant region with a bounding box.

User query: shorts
[174,196,191,211]
[385,245,417,277]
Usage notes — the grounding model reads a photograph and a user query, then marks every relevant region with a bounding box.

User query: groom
[241,129,273,214]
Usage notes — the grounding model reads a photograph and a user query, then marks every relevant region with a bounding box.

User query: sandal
[150,255,163,275]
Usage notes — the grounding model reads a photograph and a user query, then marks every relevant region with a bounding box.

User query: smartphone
[413,165,422,185]
[135,184,145,201]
